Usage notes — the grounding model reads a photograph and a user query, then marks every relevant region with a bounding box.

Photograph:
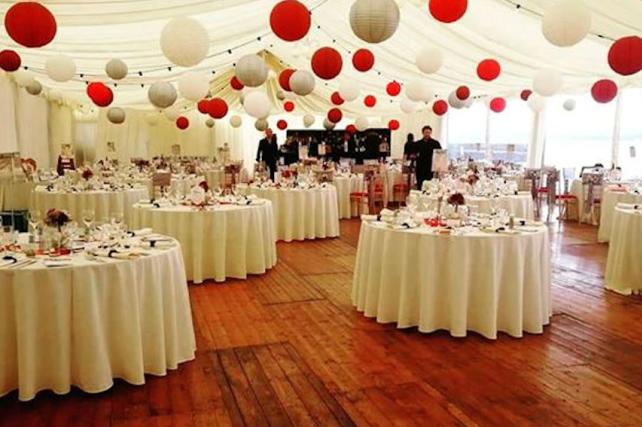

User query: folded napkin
[361,214,378,222]
[90,249,144,260]
[128,228,152,237]
[617,203,640,210]
[0,254,25,268]
[43,257,73,268]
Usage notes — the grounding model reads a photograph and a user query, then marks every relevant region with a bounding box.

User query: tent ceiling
[0,0,640,112]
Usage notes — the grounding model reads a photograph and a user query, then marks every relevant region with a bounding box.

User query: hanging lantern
[4,2,57,48]
[87,82,114,107]
[528,93,547,112]
[197,99,210,114]
[148,81,177,109]
[349,0,400,44]
[303,114,315,128]
[354,116,370,131]
[563,99,576,111]
[608,36,642,76]
[178,71,209,101]
[160,17,209,67]
[105,58,128,80]
[277,119,288,130]
[235,54,268,87]
[477,59,501,81]
[164,107,181,122]
[400,98,417,114]
[270,0,311,42]
[283,101,295,112]
[405,79,433,102]
[230,76,244,91]
[591,79,618,104]
[311,47,343,80]
[388,119,400,130]
[352,49,375,72]
[448,91,465,109]
[14,70,34,87]
[533,69,564,97]
[432,100,448,116]
[327,108,343,123]
[489,97,506,113]
[541,0,591,48]
[176,116,190,130]
[45,55,76,83]
[456,85,470,100]
[279,69,295,91]
[205,118,215,128]
[520,89,533,101]
[331,91,345,105]
[254,119,268,131]
[25,80,42,96]
[229,115,242,128]
[208,97,229,119]
[346,124,358,134]
[244,91,271,118]
[289,70,316,96]
[386,81,401,97]
[107,107,126,124]
[0,50,21,72]
[364,95,377,107]
[429,0,468,23]
[415,47,443,74]
[339,81,360,101]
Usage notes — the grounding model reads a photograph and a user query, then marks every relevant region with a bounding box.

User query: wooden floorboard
[1,219,642,426]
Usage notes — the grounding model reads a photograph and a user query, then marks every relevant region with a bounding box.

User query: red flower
[198,181,209,192]
[447,193,465,206]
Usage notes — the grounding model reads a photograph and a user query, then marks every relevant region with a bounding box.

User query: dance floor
[1,220,641,426]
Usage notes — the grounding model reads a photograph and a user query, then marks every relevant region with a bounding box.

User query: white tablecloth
[31,187,148,226]
[333,174,365,219]
[414,193,534,220]
[241,186,340,242]
[352,222,551,339]
[0,181,48,211]
[598,189,642,242]
[605,207,642,295]
[0,241,196,401]
[132,202,277,284]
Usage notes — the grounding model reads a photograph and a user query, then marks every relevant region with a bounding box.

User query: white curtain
[0,77,18,155]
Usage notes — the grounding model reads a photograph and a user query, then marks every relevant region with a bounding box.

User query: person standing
[415,126,442,190]
[256,128,278,181]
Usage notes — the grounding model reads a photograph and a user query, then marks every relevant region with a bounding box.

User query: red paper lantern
[176,116,189,130]
[208,98,229,119]
[283,101,295,112]
[432,100,448,116]
[429,0,468,23]
[230,76,244,91]
[269,0,311,42]
[477,59,501,81]
[364,95,377,108]
[489,97,506,113]
[331,91,344,105]
[591,79,618,104]
[311,47,343,80]
[386,81,402,96]
[352,48,375,72]
[86,82,113,108]
[277,119,288,130]
[327,108,343,123]
[197,99,210,114]
[456,85,470,100]
[0,50,21,72]
[608,36,642,76]
[4,2,57,48]
[278,69,295,91]
[346,124,357,134]
[520,89,533,101]
[388,119,400,131]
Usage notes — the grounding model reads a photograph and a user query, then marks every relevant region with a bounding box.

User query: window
[488,98,533,164]
[446,101,487,161]
[618,88,642,179]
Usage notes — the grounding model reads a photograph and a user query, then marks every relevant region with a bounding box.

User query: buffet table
[239,185,340,242]
[333,174,365,219]
[131,201,277,284]
[0,237,196,401]
[605,206,642,295]
[31,186,148,226]
[597,189,642,243]
[352,221,551,339]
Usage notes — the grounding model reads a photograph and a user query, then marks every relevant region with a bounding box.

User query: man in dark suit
[415,125,442,190]
[256,128,278,181]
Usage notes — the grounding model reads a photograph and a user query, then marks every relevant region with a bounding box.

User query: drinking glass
[82,209,95,232]
[28,211,42,235]
[111,212,125,237]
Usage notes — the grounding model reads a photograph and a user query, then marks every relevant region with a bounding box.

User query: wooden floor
[2,219,642,426]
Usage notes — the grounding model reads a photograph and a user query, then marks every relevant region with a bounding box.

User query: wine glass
[111,212,125,237]
[82,209,95,233]
[28,211,42,235]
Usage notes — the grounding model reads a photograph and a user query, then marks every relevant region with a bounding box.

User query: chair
[556,168,578,220]
[152,172,171,199]
[581,172,604,225]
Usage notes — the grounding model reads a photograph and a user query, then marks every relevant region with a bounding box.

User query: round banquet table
[240,185,340,242]
[352,221,551,339]
[31,186,148,226]
[131,202,277,284]
[0,181,51,211]
[597,189,642,243]
[605,207,642,295]
[136,175,204,198]
[0,239,195,401]
[413,193,534,220]
[333,174,365,219]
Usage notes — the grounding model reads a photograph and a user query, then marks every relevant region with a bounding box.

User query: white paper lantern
[178,71,209,101]
[255,118,268,132]
[276,90,286,101]
[146,113,160,126]
[323,118,336,130]
[400,98,417,114]
[107,107,126,124]
[349,0,400,44]
[542,0,592,47]
[528,93,548,112]
[160,17,209,67]
[105,58,128,80]
[339,80,360,102]
[355,116,370,131]
[244,91,271,119]
[303,114,315,128]
[163,107,181,121]
[289,70,315,96]
[229,115,242,128]
[205,118,215,128]
[563,98,576,111]
[25,80,42,95]
[14,69,34,87]
[448,92,465,109]
[464,97,474,108]
[235,54,268,88]
[533,69,564,97]
[48,89,63,103]
[148,81,177,109]
[405,79,433,102]
[45,55,76,83]
[415,47,443,74]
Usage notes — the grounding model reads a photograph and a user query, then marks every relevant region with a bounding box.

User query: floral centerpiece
[198,180,209,192]
[44,208,72,252]
[81,167,94,180]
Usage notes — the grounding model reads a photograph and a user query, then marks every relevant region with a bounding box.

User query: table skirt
[605,208,642,295]
[334,175,365,219]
